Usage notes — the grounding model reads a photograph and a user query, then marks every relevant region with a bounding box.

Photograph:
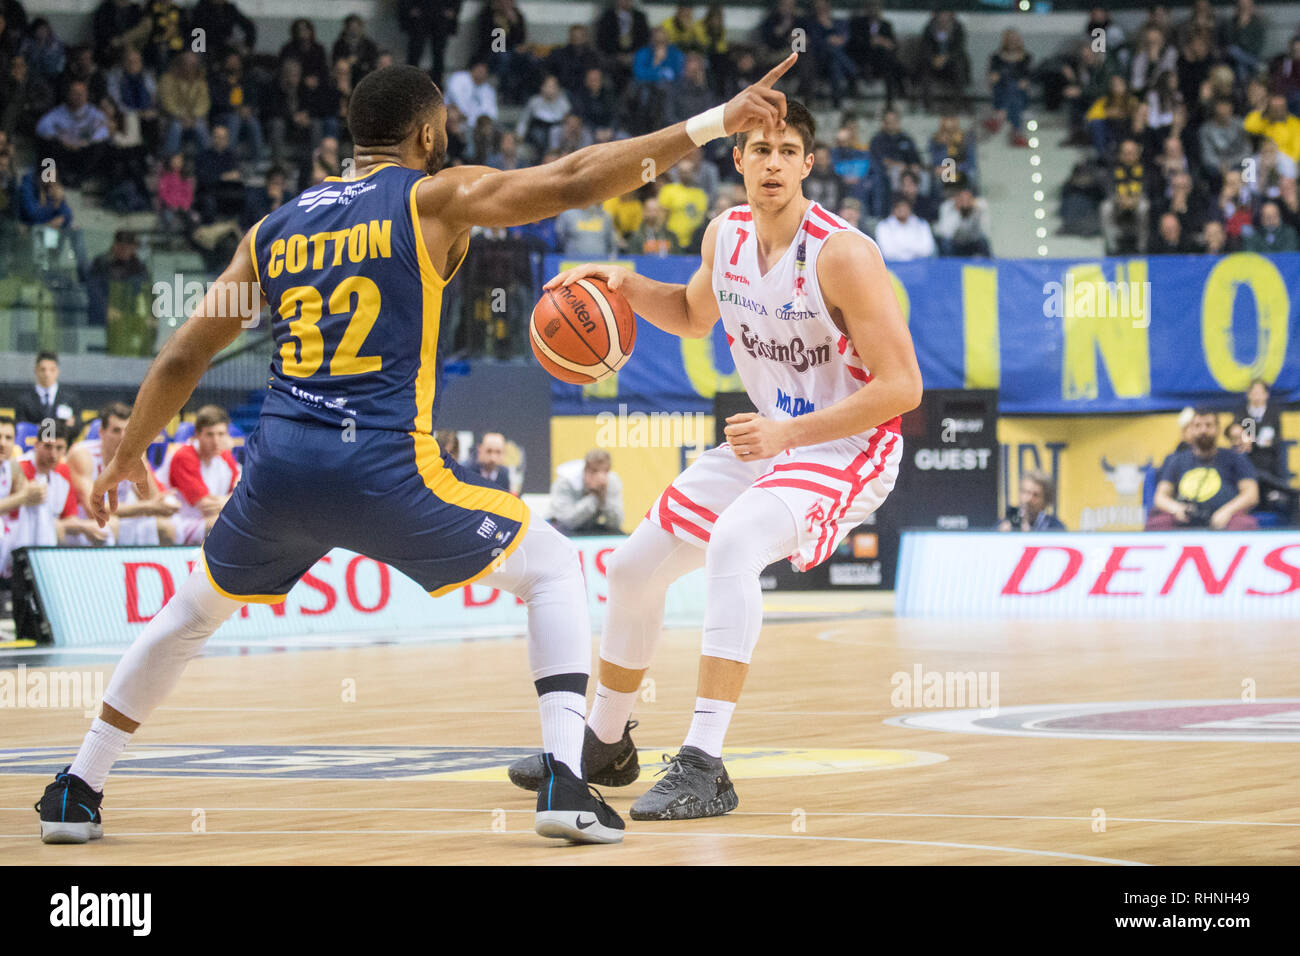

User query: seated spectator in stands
[1198,98,1249,191]
[106,45,157,139]
[265,58,311,166]
[670,51,713,125]
[557,201,618,258]
[552,113,592,154]
[1144,85,1185,169]
[1101,138,1150,254]
[15,351,81,436]
[446,60,498,130]
[1243,200,1299,252]
[1201,218,1229,253]
[486,130,523,171]
[574,67,618,135]
[805,143,843,212]
[468,432,511,492]
[135,0,186,71]
[1154,171,1206,239]
[1244,94,1300,164]
[210,52,264,163]
[332,14,379,82]
[92,0,143,66]
[434,429,460,462]
[241,165,287,230]
[893,170,938,223]
[1233,379,1282,452]
[998,470,1065,531]
[1130,26,1177,95]
[836,196,864,231]
[1146,408,1258,530]
[516,74,569,159]
[1058,41,1117,145]
[917,10,970,112]
[875,197,935,262]
[1253,139,1297,198]
[158,50,211,157]
[65,402,177,546]
[929,114,976,193]
[628,195,677,255]
[1220,0,1266,84]
[87,230,154,356]
[546,24,603,98]
[758,0,799,70]
[831,119,874,205]
[869,109,922,194]
[628,26,683,133]
[659,153,709,250]
[1211,166,1255,242]
[660,3,706,55]
[280,18,329,90]
[1226,419,1295,523]
[800,0,853,108]
[604,186,644,246]
[157,151,198,234]
[195,124,244,223]
[17,169,71,227]
[847,0,906,112]
[159,404,240,543]
[472,0,535,104]
[595,0,650,90]
[551,449,623,535]
[466,114,497,164]
[190,0,257,60]
[1085,74,1142,159]
[1270,36,1300,116]
[1,54,56,139]
[986,28,1032,147]
[1150,211,1196,253]
[64,44,109,108]
[22,18,66,89]
[35,80,110,189]
[934,187,991,257]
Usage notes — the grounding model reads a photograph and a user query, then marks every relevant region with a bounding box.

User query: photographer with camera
[1146,408,1259,531]
[997,470,1066,532]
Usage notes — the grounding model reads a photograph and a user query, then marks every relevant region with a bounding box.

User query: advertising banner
[896,530,1300,618]
[23,538,705,646]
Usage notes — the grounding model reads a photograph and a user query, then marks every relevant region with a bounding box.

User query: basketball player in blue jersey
[34,59,797,846]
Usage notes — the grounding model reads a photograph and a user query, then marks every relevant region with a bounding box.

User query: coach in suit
[468,431,512,493]
[14,351,83,439]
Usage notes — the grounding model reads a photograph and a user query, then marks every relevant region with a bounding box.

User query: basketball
[529,278,636,384]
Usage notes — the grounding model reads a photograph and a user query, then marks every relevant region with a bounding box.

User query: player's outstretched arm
[86,232,262,526]
[423,54,797,231]
[544,215,724,339]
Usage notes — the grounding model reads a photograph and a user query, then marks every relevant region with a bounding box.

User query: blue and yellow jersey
[249,162,463,434]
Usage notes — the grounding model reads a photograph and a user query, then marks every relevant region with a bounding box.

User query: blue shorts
[201,416,530,602]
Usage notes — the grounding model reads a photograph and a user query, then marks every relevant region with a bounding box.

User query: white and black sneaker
[629,746,739,821]
[35,766,104,844]
[534,754,626,845]
[508,720,639,792]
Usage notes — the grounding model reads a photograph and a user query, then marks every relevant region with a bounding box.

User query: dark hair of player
[348,65,444,148]
[734,99,816,155]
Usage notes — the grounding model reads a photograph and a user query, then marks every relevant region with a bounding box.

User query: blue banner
[544,252,1300,415]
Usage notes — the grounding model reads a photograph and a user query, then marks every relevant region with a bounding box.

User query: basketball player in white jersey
[512,101,922,819]
[66,403,178,547]
[0,416,49,578]
[157,405,240,544]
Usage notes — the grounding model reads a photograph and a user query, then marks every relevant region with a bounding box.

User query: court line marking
[0,829,1148,864]
[2,807,1290,828]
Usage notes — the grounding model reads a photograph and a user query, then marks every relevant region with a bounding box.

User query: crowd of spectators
[1047,0,1300,253]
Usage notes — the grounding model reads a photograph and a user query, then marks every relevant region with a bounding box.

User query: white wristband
[686,105,727,146]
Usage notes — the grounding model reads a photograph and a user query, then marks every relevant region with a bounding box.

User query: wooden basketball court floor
[2,596,1296,865]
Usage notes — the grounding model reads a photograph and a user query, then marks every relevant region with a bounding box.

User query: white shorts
[646,431,903,572]
[171,516,208,546]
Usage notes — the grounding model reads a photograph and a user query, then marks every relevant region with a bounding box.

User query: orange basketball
[529,278,637,384]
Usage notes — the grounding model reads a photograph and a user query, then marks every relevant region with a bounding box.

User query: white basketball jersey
[711,202,901,450]
[69,438,160,546]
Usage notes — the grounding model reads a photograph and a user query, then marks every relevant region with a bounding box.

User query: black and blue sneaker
[508,720,640,792]
[35,766,104,844]
[534,754,625,845]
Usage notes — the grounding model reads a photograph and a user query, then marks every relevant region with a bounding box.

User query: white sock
[538,691,586,778]
[69,718,132,792]
[683,697,736,758]
[588,682,637,744]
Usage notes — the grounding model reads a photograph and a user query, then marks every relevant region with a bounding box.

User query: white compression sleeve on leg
[700,488,799,665]
[100,567,244,724]
[482,517,591,681]
[600,521,706,671]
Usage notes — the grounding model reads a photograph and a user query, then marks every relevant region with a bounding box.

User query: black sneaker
[35,766,104,844]
[534,753,625,844]
[629,746,739,821]
[507,720,639,792]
